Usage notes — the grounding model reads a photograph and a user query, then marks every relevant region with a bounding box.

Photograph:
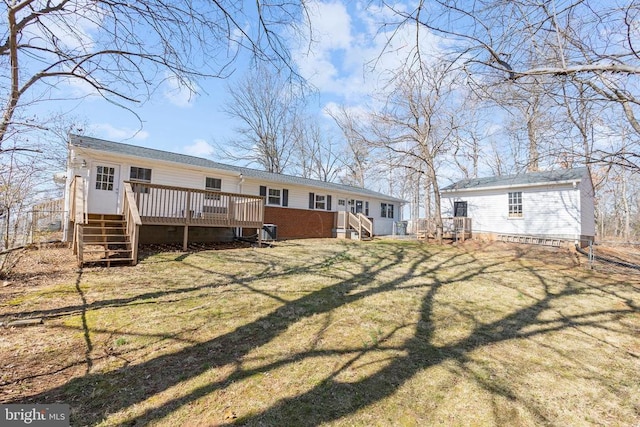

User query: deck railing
[126,182,264,228]
[338,211,374,238]
[122,183,142,265]
[416,217,472,240]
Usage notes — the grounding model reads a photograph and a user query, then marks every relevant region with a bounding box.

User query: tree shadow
[8,242,638,426]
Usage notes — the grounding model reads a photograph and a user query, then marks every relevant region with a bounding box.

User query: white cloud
[163,73,198,108]
[183,139,214,157]
[294,0,448,104]
[91,123,150,141]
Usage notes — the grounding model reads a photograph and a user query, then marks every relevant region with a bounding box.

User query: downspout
[237,173,244,193]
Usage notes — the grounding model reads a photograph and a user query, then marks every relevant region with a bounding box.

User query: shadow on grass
[9,241,639,426]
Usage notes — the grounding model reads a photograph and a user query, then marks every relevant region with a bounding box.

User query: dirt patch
[0,244,78,307]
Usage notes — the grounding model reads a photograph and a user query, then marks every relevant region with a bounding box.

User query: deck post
[183,225,189,251]
[183,191,191,251]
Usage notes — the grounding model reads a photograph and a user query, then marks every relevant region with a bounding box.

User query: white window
[268,188,281,205]
[508,192,523,218]
[95,166,115,191]
[130,166,151,182]
[381,203,394,218]
[205,177,222,200]
[338,199,346,207]
[315,194,326,210]
[130,166,152,193]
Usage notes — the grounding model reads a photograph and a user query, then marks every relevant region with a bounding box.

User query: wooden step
[83,244,131,254]
[87,213,125,220]
[82,234,129,241]
[77,214,135,267]
[83,257,135,267]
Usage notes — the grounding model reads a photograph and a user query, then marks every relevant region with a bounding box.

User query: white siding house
[441,168,595,244]
[65,135,405,239]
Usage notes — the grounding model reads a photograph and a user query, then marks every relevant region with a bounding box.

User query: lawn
[1,239,639,426]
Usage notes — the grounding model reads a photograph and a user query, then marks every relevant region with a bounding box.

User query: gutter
[441,179,582,195]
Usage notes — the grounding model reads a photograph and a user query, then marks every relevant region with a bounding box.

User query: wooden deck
[416,217,472,241]
[71,178,265,266]
[129,182,263,228]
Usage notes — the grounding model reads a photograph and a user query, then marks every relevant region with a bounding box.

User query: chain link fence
[576,239,640,275]
[0,199,65,250]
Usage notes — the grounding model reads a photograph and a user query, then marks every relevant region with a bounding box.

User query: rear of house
[64,135,405,251]
[441,168,595,245]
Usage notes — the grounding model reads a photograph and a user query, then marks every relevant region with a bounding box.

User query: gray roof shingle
[441,168,588,192]
[70,134,405,202]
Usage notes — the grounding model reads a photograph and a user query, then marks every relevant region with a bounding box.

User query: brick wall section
[264,206,336,239]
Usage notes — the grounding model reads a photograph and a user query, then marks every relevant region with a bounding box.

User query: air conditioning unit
[261,224,277,241]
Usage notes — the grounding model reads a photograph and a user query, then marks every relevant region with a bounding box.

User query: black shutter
[309,192,315,209]
[259,186,267,197]
[327,195,332,211]
[282,189,289,207]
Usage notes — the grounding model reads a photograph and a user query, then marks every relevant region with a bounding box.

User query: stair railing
[344,212,373,239]
[347,212,360,234]
[70,176,87,264]
[358,213,373,238]
[122,182,142,265]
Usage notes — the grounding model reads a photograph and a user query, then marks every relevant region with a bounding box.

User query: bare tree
[333,60,461,242]
[1,0,307,150]
[375,62,461,241]
[382,1,640,172]
[327,105,373,188]
[294,122,342,182]
[219,67,306,173]
[0,147,43,248]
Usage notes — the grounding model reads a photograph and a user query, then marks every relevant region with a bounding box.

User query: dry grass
[0,239,639,426]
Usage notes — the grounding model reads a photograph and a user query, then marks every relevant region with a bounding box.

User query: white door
[88,163,121,214]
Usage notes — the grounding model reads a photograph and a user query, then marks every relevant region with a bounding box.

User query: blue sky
[35,0,445,162]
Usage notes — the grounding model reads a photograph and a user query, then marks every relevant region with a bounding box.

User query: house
[64,135,405,265]
[440,168,595,245]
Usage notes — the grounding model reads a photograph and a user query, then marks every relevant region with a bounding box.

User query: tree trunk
[427,164,443,244]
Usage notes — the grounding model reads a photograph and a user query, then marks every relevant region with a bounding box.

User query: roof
[441,168,588,192]
[69,134,406,203]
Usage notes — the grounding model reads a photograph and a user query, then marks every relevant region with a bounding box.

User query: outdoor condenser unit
[261,224,277,241]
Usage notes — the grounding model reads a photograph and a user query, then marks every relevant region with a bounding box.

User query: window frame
[314,194,326,210]
[508,191,523,218]
[130,166,152,182]
[95,165,115,191]
[268,188,282,206]
[129,166,152,193]
[205,177,222,200]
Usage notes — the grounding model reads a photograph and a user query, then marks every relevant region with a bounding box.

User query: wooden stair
[78,214,134,267]
[336,212,373,241]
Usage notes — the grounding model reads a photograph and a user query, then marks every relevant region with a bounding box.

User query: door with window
[88,163,121,214]
[454,201,468,217]
[350,199,364,214]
